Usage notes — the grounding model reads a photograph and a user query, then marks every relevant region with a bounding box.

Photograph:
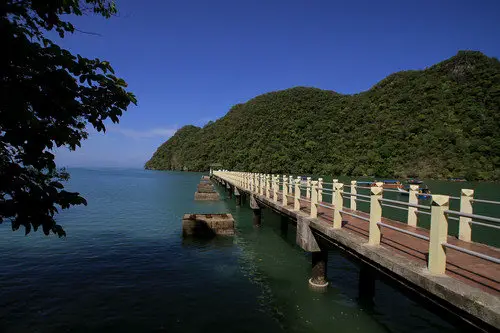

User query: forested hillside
[145,51,500,180]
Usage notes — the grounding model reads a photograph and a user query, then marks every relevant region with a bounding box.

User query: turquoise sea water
[0,168,488,332]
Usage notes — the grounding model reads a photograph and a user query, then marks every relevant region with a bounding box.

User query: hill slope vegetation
[145,51,500,180]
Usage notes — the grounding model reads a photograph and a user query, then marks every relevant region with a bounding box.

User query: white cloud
[109,126,178,139]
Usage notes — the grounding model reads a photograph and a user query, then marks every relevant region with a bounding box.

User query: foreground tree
[0,1,137,236]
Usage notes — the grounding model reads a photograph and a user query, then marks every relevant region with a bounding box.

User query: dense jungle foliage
[145,51,500,180]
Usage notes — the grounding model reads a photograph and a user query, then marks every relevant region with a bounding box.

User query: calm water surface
[0,168,494,332]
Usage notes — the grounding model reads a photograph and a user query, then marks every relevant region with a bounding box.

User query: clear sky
[54,0,500,168]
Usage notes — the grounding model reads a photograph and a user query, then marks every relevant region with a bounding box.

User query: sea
[1,167,497,332]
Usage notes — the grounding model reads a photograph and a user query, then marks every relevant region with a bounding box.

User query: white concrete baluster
[428,195,450,275]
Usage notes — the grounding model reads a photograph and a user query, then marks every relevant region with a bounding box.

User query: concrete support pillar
[288,175,293,194]
[333,183,344,229]
[250,195,261,226]
[228,185,233,199]
[458,189,474,242]
[350,180,357,211]
[310,181,318,218]
[428,195,450,275]
[318,178,323,203]
[368,186,383,245]
[294,177,301,211]
[358,265,376,307]
[253,209,261,227]
[309,249,329,291]
[235,188,241,206]
[282,175,288,206]
[280,215,288,235]
[407,184,419,227]
[306,177,311,199]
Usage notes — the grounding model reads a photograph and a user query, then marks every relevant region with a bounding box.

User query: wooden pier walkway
[296,194,498,295]
[212,171,500,331]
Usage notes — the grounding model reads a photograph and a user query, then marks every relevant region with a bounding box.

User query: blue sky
[55,0,500,168]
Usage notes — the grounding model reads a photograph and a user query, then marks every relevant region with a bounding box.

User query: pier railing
[213,171,500,275]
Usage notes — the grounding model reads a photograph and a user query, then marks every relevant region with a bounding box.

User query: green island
[145,51,500,181]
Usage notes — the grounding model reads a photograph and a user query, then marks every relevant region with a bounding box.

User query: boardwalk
[213,171,500,331]
[295,194,498,295]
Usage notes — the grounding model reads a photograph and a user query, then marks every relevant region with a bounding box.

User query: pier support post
[228,184,233,199]
[280,215,288,235]
[458,189,474,242]
[250,195,262,227]
[350,180,357,211]
[235,188,241,206]
[253,209,261,227]
[368,186,383,245]
[333,183,344,229]
[407,185,419,227]
[309,249,329,291]
[428,195,450,275]
[294,177,301,211]
[358,265,376,307]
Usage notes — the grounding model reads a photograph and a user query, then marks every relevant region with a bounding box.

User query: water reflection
[181,236,235,248]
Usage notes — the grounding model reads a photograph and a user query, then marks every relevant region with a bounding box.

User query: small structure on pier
[182,213,235,237]
[209,163,223,176]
